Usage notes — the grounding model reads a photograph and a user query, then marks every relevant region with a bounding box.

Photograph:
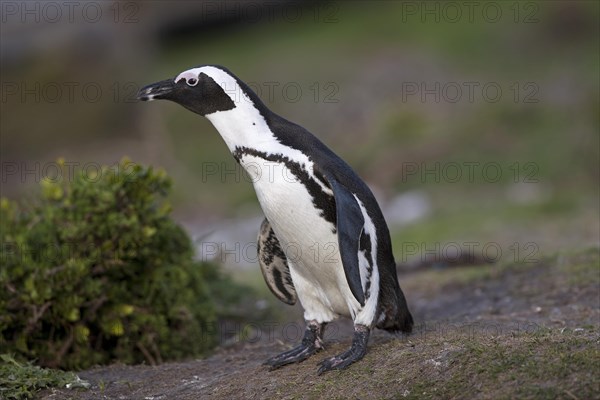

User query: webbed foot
[317,324,369,375]
[264,320,326,370]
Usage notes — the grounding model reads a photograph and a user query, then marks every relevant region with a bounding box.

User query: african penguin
[138,65,413,374]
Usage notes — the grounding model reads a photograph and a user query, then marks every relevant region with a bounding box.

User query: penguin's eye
[186,78,198,87]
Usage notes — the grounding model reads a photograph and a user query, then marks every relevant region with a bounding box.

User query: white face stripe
[175,66,252,107]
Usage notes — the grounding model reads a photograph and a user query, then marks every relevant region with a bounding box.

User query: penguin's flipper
[258,218,297,305]
[326,176,366,307]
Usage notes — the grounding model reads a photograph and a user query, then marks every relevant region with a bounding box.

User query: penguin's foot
[264,320,326,370]
[317,324,370,375]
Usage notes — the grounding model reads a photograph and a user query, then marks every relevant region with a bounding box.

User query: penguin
[138,65,413,374]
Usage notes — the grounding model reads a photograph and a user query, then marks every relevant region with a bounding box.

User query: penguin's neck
[206,104,280,155]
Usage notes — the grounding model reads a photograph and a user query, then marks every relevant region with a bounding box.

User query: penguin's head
[137,65,245,116]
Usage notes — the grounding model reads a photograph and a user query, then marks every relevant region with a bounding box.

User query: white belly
[242,155,359,320]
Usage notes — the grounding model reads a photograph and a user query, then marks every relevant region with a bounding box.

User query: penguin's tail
[391,290,414,334]
[376,286,414,334]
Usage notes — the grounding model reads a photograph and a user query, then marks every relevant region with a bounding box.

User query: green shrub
[0,159,223,369]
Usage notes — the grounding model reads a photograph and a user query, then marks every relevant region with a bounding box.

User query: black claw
[265,321,326,370]
[317,324,370,375]
[264,343,317,369]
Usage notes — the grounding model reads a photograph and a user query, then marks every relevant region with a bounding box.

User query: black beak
[137,79,176,101]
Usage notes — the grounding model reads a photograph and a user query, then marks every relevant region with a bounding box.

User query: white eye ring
[186,77,198,87]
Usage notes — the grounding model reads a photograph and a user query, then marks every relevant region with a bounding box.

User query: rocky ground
[39,248,599,400]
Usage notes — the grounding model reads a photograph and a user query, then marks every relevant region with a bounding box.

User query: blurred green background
[2,0,598,271]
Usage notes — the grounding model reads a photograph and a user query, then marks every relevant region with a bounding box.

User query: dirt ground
[39,249,599,400]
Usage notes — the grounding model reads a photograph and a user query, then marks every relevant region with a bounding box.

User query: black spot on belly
[233,146,336,228]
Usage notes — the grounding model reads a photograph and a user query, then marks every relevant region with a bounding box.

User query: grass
[411,252,599,399]
[398,334,599,400]
[0,354,88,400]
